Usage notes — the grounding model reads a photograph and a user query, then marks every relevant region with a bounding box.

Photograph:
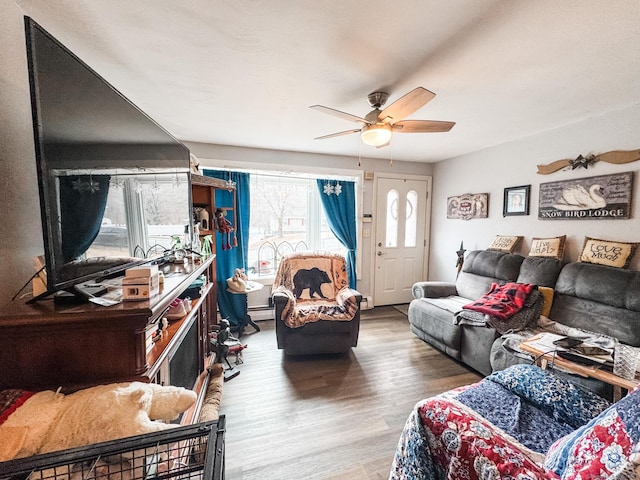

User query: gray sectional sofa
[408,249,640,384]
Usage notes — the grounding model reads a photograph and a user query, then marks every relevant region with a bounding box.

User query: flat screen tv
[24,17,192,302]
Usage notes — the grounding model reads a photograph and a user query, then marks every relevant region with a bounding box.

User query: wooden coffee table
[520,333,639,401]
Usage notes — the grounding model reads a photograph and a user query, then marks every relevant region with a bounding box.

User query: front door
[373,175,431,306]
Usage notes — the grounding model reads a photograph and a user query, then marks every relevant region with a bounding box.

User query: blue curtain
[203,170,250,329]
[316,179,357,289]
[60,175,111,262]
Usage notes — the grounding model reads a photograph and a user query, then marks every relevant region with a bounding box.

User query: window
[385,189,399,248]
[405,189,417,248]
[248,174,346,278]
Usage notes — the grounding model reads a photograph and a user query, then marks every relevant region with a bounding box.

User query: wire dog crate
[0,417,225,480]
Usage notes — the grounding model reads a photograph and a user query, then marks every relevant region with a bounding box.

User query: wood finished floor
[219,306,481,480]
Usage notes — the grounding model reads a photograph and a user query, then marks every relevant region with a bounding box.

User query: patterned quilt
[389,365,618,480]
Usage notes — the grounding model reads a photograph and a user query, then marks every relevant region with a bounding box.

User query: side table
[227,280,263,335]
[520,333,639,401]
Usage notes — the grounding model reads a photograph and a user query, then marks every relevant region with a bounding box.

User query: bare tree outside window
[247,174,346,278]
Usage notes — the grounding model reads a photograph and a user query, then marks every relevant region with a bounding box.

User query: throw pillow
[487,235,523,253]
[529,235,566,260]
[579,236,638,269]
[538,286,554,317]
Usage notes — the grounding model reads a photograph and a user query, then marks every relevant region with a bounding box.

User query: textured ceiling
[14,0,640,162]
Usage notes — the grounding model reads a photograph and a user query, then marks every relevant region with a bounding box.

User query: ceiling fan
[310,87,455,148]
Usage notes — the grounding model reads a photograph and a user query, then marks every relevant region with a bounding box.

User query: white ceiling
[14,0,640,163]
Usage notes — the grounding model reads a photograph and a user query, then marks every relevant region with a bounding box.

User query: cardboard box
[125,265,159,279]
[122,273,160,301]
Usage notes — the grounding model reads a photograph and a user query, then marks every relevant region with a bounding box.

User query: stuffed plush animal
[226,268,247,292]
[215,209,233,234]
[215,209,234,250]
[0,382,196,461]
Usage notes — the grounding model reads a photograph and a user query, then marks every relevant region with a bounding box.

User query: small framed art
[503,185,530,216]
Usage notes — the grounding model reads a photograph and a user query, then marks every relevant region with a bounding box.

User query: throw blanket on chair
[273,286,359,328]
[272,252,359,328]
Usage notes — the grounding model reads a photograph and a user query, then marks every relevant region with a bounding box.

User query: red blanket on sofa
[463,282,534,320]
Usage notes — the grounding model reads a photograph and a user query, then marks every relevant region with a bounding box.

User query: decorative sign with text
[538,171,633,220]
[447,193,489,220]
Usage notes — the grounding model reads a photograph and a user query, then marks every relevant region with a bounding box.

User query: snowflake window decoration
[72,175,100,193]
[323,180,342,196]
[110,175,124,189]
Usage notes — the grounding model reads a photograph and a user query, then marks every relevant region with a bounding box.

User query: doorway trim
[371,172,432,306]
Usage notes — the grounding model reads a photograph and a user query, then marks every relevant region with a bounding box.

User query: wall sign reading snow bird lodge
[538,171,633,220]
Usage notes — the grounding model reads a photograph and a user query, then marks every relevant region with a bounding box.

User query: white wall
[429,103,640,282]
[0,0,43,308]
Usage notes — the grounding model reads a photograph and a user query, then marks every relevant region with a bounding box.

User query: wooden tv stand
[0,255,217,419]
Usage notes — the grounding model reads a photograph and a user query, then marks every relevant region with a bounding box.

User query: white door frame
[370,172,432,306]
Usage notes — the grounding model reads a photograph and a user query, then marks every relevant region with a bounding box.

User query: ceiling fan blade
[392,120,455,133]
[314,129,361,140]
[378,87,436,123]
[310,105,370,124]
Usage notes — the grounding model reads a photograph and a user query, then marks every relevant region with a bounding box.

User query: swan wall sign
[538,171,633,220]
[537,149,640,175]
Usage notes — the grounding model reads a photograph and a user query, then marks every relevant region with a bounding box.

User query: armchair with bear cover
[271,252,362,355]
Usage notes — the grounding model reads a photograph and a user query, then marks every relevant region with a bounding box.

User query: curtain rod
[203,167,358,182]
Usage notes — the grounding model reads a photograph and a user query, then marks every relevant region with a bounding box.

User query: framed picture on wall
[503,185,530,216]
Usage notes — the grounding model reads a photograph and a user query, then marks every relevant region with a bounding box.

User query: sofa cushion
[550,262,640,345]
[554,262,640,311]
[288,317,357,335]
[545,386,640,479]
[408,299,463,359]
[516,255,564,288]
[462,250,525,279]
[419,295,468,314]
[456,250,524,300]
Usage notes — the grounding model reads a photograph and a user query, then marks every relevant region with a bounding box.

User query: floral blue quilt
[389,365,612,480]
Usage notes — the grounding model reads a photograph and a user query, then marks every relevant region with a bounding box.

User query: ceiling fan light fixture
[361,123,392,147]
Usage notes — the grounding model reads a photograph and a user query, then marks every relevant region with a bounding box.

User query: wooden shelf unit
[0,174,237,424]
[0,256,217,407]
[191,172,235,243]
